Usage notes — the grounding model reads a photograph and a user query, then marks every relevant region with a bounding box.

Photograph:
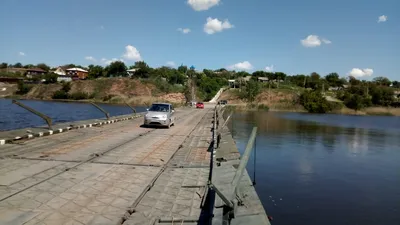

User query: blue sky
[0,0,398,80]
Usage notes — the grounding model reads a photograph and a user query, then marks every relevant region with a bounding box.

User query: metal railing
[207,102,258,224]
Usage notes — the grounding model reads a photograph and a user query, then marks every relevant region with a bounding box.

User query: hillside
[18,78,188,106]
[218,88,304,111]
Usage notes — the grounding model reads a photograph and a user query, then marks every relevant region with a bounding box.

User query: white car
[143,103,175,128]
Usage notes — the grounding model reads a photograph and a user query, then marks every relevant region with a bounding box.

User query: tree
[106,61,127,77]
[13,62,23,68]
[325,73,340,87]
[243,80,261,103]
[36,63,50,72]
[88,65,104,79]
[373,76,391,86]
[299,90,332,113]
[370,86,394,106]
[349,76,361,86]
[236,71,251,78]
[344,94,365,111]
[0,62,7,69]
[23,64,35,69]
[393,81,400,88]
[252,71,265,77]
[178,65,188,74]
[275,72,287,88]
[133,61,151,78]
[43,73,58,84]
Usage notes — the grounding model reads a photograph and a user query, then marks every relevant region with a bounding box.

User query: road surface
[0,106,214,225]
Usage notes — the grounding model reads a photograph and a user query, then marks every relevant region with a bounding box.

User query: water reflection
[230,111,400,225]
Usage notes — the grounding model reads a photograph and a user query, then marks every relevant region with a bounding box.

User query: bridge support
[12,100,53,130]
[124,100,137,115]
[90,102,110,120]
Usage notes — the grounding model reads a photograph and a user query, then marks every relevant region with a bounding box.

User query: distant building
[243,76,252,82]
[127,68,138,77]
[52,66,67,76]
[66,68,88,80]
[257,77,269,83]
[228,79,236,88]
[26,68,46,78]
[57,75,72,82]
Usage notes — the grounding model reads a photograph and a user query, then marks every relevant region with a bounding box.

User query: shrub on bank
[299,90,332,113]
[52,91,94,100]
[16,81,33,95]
[52,90,69,99]
[69,92,93,100]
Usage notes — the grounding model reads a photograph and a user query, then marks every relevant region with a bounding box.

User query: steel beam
[12,100,53,130]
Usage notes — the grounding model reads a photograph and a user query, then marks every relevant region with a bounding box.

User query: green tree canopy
[325,73,340,87]
[36,63,50,72]
[43,73,58,84]
[300,90,332,113]
[133,61,151,78]
[373,76,391,86]
[242,80,261,102]
[106,61,127,77]
[88,65,104,79]
[13,62,23,68]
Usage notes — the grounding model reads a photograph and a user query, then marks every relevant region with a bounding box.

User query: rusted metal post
[90,102,110,120]
[124,100,137,115]
[12,100,53,130]
[231,127,258,197]
[219,112,233,134]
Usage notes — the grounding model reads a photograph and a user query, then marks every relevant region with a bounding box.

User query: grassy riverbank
[220,89,400,116]
[4,78,188,107]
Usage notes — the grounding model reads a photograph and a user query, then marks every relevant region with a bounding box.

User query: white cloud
[265,65,274,72]
[166,61,176,67]
[322,39,331,44]
[301,35,331,47]
[204,17,234,34]
[85,56,96,62]
[122,45,142,61]
[228,61,253,71]
[348,68,374,78]
[187,0,220,11]
[177,28,191,34]
[19,52,25,56]
[101,58,124,65]
[378,15,387,23]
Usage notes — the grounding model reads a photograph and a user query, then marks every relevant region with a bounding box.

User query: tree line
[2,61,399,104]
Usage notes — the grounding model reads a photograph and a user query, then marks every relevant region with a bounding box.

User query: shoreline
[225,103,400,116]
[1,96,186,107]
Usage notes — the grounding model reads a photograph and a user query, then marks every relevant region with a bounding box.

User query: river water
[0,99,146,131]
[230,111,400,225]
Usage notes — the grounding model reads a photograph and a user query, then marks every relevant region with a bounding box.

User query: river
[0,99,146,131]
[230,111,400,225]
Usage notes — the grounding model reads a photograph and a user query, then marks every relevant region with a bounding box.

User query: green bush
[16,81,32,95]
[257,104,269,111]
[102,94,115,101]
[299,90,332,113]
[61,82,71,92]
[52,90,69,99]
[68,92,91,100]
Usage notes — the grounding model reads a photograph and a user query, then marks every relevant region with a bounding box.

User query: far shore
[1,96,186,108]
[225,103,400,116]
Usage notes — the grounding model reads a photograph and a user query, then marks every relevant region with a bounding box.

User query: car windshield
[149,104,169,112]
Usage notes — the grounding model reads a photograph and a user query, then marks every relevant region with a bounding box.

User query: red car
[196,102,204,109]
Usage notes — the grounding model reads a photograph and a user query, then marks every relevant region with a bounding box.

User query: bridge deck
[0,105,269,225]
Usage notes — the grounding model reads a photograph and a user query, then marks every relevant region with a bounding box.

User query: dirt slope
[22,78,186,105]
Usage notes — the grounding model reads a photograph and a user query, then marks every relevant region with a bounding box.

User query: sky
[0,0,399,80]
